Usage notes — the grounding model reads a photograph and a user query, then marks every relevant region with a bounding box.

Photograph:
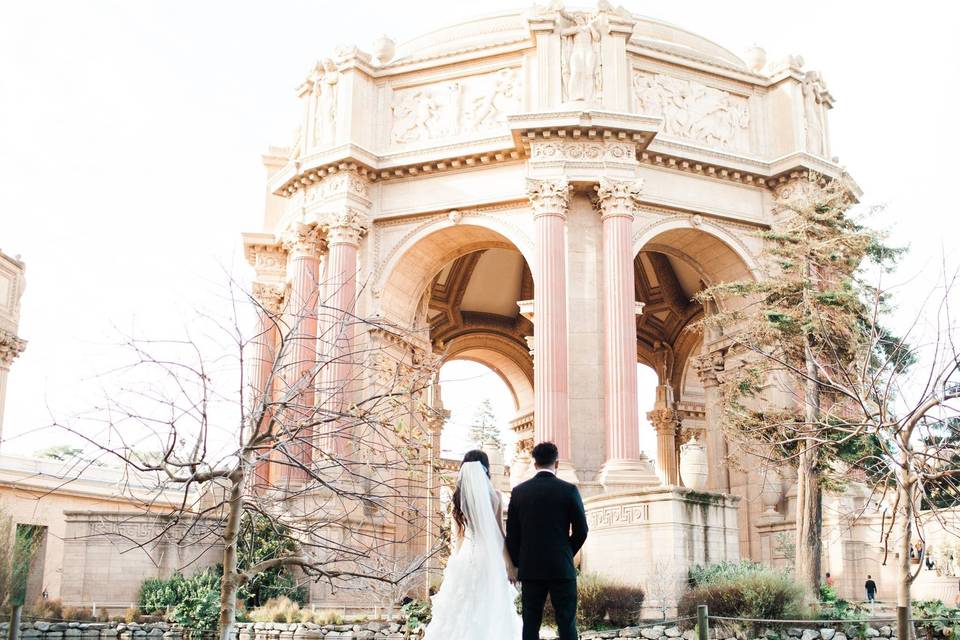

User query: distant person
[865,575,878,602]
[825,572,835,588]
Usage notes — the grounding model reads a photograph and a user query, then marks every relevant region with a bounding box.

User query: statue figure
[802,71,824,156]
[467,68,517,129]
[559,8,607,103]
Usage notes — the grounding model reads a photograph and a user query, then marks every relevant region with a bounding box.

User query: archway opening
[437,359,517,462]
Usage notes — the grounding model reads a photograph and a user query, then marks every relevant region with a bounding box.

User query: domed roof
[393,8,747,70]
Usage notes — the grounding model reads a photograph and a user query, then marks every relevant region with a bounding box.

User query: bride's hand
[505,561,519,584]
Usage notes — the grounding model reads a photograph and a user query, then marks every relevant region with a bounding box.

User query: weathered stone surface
[866,629,880,638]
[820,628,836,640]
[618,627,640,638]
[879,627,892,638]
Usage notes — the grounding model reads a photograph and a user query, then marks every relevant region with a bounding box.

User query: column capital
[281,221,325,257]
[325,207,369,247]
[251,282,286,315]
[647,407,680,432]
[693,350,726,387]
[526,178,572,218]
[593,177,644,220]
[0,330,26,367]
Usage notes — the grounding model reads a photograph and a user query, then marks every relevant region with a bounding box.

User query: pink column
[249,283,283,489]
[595,178,658,488]
[319,209,366,455]
[526,178,572,461]
[283,222,323,483]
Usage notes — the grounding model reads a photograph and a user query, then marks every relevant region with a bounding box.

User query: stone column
[319,208,367,455]
[694,350,731,493]
[648,408,681,485]
[249,282,284,489]
[594,178,658,489]
[526,178,575,475]
[282,221,323,483]
[0,331,26,446]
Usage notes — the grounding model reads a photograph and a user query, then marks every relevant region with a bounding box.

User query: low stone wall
[2,620,953,640]
[580,623,952,640]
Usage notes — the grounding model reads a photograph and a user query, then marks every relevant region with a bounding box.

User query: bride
[424,450,522,639]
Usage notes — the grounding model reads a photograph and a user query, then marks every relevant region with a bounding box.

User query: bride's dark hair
[452,449,490,533]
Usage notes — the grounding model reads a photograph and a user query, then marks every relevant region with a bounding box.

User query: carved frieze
[587,503,650,530]
[304,171,370,206]
[390,68,521,146]
[244,242,287,280]
[530,140,635,163]
[632,71,750,151]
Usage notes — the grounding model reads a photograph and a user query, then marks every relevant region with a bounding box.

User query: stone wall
[0,620,954,640]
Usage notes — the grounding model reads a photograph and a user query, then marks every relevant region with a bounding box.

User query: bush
[913,600,960,640]
[679,562,803,621]
[401,599,432,632]
[536,573,645,630]
[62,606,95,621]
[30,597,63,620]
[577,573,645,628]
[124,607,140,624]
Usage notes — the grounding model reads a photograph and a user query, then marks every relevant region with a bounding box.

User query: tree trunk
[795,339,823,604]
[219,468,245,640]
[896,462,914,640]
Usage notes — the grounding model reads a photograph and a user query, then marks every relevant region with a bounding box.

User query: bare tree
[52,281,445,640]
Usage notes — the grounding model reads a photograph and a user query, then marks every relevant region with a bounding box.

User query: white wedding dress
[424,461,522,640]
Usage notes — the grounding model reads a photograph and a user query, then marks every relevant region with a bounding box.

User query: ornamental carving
[0,330,26,367]
[558,9,607,104]
[525,178,572,217]
[304,171,369,205]
[311,59,339,148]
[390,68,520,145]
[530,141,635,163]
[647,407,680,432]
[245,243,287,279]
[693,350,725,387]
[593,177,644,219]
[282,222,324,256]
[632,71,750,151]
[587,503,650,530]
[251,282,286,315]
[326,208,370,246]
[801,71,825,156]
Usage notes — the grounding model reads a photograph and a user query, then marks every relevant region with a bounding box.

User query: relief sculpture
[632,71,750,151]
[390,68,520,145]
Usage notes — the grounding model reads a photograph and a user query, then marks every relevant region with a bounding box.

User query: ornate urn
[760,470,783,517]
[744,45,767,73]
[679,434,708,490]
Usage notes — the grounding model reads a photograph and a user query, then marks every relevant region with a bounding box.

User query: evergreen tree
[695,173,901,601]
[466,398,502,449]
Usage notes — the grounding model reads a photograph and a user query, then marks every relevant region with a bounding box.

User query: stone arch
[441,333,534,414]
[377,214,534,328]
[632,215,760,282]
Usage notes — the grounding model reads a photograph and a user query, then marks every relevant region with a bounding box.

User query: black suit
[506,470,589,640]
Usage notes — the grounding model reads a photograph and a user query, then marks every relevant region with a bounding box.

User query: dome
[392,8,747,70]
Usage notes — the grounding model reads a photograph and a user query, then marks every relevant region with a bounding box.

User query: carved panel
[389,68,521,146]
[632,70,750,152]
[587,503,650,530]
[529,140,635,163]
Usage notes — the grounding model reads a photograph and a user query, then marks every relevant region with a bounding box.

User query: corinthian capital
[0,330,26,367]
[593,177,644,220]
[282,221,324,257]
[526,178,571,218]
[325,207,369,247]
[646,407,680,432]
[251,282,286,315]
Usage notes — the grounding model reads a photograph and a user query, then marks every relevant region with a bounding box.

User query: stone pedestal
[581,487,740,617]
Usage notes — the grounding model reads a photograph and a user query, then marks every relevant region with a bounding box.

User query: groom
[506,442,589,640]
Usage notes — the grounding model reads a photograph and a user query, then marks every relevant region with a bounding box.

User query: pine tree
[695,173,901,602]
[466,398,502,449]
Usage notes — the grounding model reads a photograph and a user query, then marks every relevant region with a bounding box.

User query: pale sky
[1,1,958,460]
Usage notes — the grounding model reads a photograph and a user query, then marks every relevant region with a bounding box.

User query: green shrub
[913,600,960,640]
[817,584,866,621]
[401,599,432,632]
[679,563,803,621]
